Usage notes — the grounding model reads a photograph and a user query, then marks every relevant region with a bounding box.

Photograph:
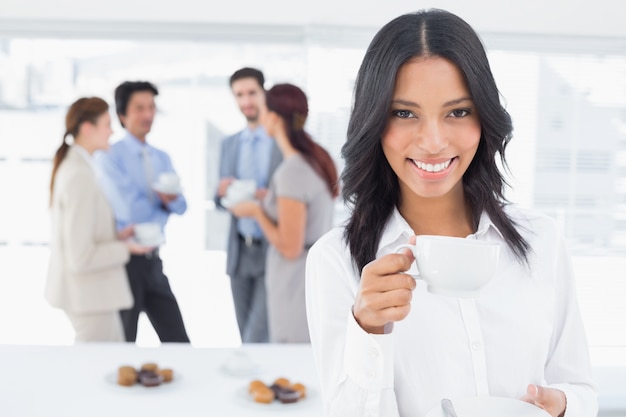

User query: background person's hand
[229,200,261,219]
[156,191,178,205]
[352,236,417,334]
[521,384,567,417]
[117,225,135,241]
[255,187,268,201]
[217,177,235,198]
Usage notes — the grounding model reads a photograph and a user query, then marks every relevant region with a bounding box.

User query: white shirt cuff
[344,312,395,390]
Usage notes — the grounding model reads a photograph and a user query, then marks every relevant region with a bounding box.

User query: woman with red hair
[229,83,338,343]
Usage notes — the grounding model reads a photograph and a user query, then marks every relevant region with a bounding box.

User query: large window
[0,33,624,365]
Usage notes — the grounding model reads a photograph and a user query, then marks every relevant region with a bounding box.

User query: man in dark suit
[215,68,282,343]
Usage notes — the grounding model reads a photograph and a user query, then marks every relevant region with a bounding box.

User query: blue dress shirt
[94,134,187,232]
[236,126,273,239]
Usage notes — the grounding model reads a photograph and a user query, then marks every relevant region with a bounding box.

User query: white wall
[1,0,625,38]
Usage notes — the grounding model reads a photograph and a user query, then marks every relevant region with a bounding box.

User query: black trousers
[120,253,190,343]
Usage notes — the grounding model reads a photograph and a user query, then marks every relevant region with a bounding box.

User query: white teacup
[225,179,256,204]
[158,172,179,186]
[134,222,162,245]
[396,235,500,297]
[156,172,181,193]
[221,350,258,376]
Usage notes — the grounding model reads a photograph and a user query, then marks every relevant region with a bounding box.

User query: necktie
[142,146,154,203]
[237,134,261,239]
[239,134,258,182]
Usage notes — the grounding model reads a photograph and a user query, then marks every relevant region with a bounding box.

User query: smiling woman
[305,9,597,417]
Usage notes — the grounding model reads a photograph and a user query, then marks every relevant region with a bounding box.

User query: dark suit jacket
[214,130,282,276]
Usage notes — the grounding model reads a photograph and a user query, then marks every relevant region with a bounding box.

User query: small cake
[252,386,275,404]
[273,377,291,388]
[139,371,164,387]
[276,387,300,404]
[137,369,152,381]
[270,383,301,404]
[291,382,306,399]
[117,366,137,387]
[140,363,159,373]
[249,379,267,394]
[157,368,174,383]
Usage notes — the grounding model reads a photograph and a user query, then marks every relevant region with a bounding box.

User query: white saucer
[221,197,247,209]
[152,182,182,194]
[425,397,551,417]
[133,235,165,247]
[220,197,234,209]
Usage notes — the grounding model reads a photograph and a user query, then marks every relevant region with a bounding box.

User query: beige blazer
[45,146,132,314]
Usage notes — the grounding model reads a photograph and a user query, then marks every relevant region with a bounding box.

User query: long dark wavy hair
[49,96,109,206]
[342,9,530,273]
[266,83,339,198]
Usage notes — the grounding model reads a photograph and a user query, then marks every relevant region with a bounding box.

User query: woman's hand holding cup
[352,237,417,334]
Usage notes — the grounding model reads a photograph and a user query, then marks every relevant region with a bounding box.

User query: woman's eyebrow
[391,99,419,108]
[443,96,472,107]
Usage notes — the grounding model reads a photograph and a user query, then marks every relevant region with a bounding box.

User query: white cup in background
[223,179,256,207]
[220,350,259,376]
[395,235,500,297]
[154,172,181,194]
[158,172,180,188]
[134,222,162,246]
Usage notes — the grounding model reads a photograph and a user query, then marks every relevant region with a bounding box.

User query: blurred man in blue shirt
[96,81,190,343]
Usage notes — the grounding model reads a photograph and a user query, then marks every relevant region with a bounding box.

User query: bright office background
[0,0,624,369]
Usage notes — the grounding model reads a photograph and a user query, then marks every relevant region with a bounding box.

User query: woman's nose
[416,120,448,154]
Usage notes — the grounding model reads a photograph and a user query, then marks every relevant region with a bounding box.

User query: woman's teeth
[413,159,452,173]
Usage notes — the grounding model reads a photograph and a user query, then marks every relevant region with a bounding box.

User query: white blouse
[305,205,598,417]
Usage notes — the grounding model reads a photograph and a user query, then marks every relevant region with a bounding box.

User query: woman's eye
[449,108,470,118]
[392,110,414,119]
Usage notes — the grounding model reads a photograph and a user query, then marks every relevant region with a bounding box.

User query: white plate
[132,235,165,247]
[152,182,182,195]
[236,386,315,410]
[220,197,235,209]
[221,197,251,209]
[104,372,179,393]
[425,397,551,417]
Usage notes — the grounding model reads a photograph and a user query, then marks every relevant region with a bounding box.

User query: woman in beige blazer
[45,97,152,342]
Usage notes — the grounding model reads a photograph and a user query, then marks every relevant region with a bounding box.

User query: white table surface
[1,343,624,417]
[0,343,324,417]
